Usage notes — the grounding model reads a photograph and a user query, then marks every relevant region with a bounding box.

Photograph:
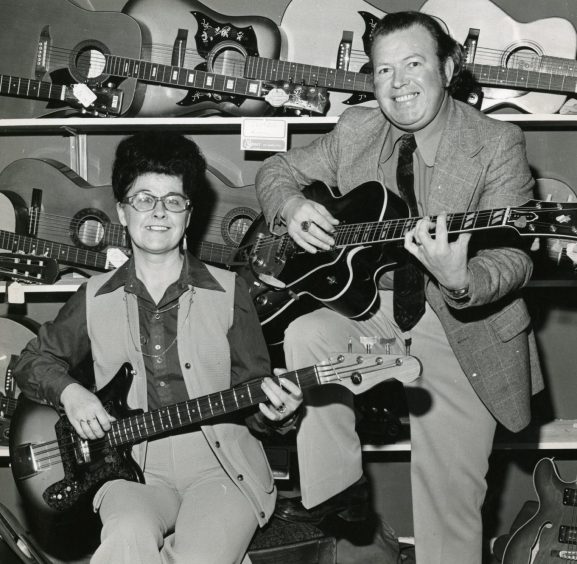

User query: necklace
[125,288,195,359]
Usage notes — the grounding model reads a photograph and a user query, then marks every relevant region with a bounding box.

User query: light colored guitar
[421,0,577,114]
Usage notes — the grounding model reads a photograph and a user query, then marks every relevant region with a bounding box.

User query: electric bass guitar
[502,457,577,563]
[9,353,421,520]
[235,181,577,345]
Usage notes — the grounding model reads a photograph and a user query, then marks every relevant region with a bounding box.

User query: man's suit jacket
[256,97,544,433]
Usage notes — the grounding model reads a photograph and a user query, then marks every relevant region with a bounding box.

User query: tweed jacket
[256,98,544,432]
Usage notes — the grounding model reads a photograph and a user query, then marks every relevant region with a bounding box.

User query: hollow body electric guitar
[10,353,421,520]
[502,457,577,563]
[236,181,577,345]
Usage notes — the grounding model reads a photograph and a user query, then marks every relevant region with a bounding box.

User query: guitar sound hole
[209,42,247,78]
[221,206,259,246]
[70,208,110,251]
[69,40,110,84]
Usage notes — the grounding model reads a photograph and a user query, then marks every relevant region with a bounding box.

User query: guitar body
[237,181,404,344]
[279,0,384,116]
[123,0,281,117]
[0,318,34,446]
[0,158,125,252]
[503,457,577,563]
[10,365,143,522]
[0,0,142,118]
[421,0,577,114]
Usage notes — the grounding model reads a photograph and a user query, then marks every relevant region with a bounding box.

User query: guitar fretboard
[106,367,317,448]
[245,56,373,93]
[104,55,265,99]
[0,230,109,270]
[0,74,71,103]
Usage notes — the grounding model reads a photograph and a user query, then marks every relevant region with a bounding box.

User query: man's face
[372,25,454,132]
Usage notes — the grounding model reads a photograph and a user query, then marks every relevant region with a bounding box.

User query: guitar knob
[351,371,363,385]
[256,295,269,306]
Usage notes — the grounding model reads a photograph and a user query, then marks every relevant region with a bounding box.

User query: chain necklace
[125,288,195,359]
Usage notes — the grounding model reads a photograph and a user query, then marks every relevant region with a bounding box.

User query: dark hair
[370,11,464,94]
[112,131,206,204]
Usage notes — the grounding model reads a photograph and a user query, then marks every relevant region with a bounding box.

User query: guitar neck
[104,55,265,99]
[0,230,109,271]
[107,367,319,448]
[0,74,75,105]
[332,208,509,248]
[465,62,577,95]
[245,56,373,93]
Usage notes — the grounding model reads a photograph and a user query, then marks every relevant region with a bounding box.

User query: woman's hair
[370,11,465,94]
[112,131,207,204]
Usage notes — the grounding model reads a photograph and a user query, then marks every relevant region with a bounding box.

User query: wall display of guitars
[235,180,577,346]
[0,0,328,118]
[249,0,577,115]
[0,157,258,274]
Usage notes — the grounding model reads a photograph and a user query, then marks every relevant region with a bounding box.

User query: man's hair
[370,11,465,94]
[112,131,207,204]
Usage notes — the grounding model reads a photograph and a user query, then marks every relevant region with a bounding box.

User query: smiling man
[254,11,543,564]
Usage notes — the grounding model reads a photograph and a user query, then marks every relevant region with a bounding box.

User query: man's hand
[404,213,471,290]
[282,198,339,253]
[60,383,115,440]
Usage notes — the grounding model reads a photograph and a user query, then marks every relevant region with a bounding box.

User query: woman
[13,131,303,564]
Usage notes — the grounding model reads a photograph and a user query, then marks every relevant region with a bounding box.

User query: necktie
[393,133,426,331]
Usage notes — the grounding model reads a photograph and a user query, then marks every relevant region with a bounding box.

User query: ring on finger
[300,220,311,232]
[278,404,286,414]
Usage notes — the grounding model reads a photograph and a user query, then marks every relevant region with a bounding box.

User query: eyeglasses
[121,192,191,213]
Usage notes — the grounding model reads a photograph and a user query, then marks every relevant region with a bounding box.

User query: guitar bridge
[73,436,92,464]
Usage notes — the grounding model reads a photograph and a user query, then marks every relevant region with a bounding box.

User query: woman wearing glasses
[13,132,303,564]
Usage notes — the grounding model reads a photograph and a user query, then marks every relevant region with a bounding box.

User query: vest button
[237,474,244,481]
[260,512,265,518]
[185,363,191,369]
[215,441,220,448]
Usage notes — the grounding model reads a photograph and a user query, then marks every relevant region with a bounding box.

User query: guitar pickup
[11,443,39,479]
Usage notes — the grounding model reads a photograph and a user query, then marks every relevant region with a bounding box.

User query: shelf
[0,279,84,297]
[0,116,340,135]
[1,113,577,135]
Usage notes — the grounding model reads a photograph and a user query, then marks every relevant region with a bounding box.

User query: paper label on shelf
[72,84,98,107]
[240,118,287,152]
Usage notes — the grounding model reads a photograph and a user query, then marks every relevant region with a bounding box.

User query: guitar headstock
[264,82,329,115]
[69,84,125,117]
[509,200,577,240]
[0,254,59,284]
[317,353,421,395]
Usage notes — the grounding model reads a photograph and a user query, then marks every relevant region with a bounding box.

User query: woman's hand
[60,383,116,440]
[259,368,303,423]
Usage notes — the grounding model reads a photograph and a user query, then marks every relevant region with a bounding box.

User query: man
[254,12,543,564]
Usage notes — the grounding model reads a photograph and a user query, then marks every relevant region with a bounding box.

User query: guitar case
[0,502,51,564]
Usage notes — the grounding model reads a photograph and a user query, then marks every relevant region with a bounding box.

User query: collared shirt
[378,95,450,289]
[15,252,271,410]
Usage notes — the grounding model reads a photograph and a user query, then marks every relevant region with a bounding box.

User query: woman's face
[117,173,191,257]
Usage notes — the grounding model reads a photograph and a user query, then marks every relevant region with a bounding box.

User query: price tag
[241,118,287,152]
[7,281,25,304]
[72,83,98,107]
[105,248,130,270]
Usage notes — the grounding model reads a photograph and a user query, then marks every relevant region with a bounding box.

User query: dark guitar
[9,353,420,519]
[0,317,36,446]
[503,457,577,563]
[0,73,124,117]
[0,0,142,118]
[236,181,577,345]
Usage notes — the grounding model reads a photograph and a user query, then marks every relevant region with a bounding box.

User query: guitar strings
[25,360,394,470]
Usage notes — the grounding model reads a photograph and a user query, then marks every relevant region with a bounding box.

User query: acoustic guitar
[235,180,577,345]
[0,0,142,118]
[10,353,421,521]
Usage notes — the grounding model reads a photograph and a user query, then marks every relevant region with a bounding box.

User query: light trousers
[90,431,258,564]
[283,290,497,564]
